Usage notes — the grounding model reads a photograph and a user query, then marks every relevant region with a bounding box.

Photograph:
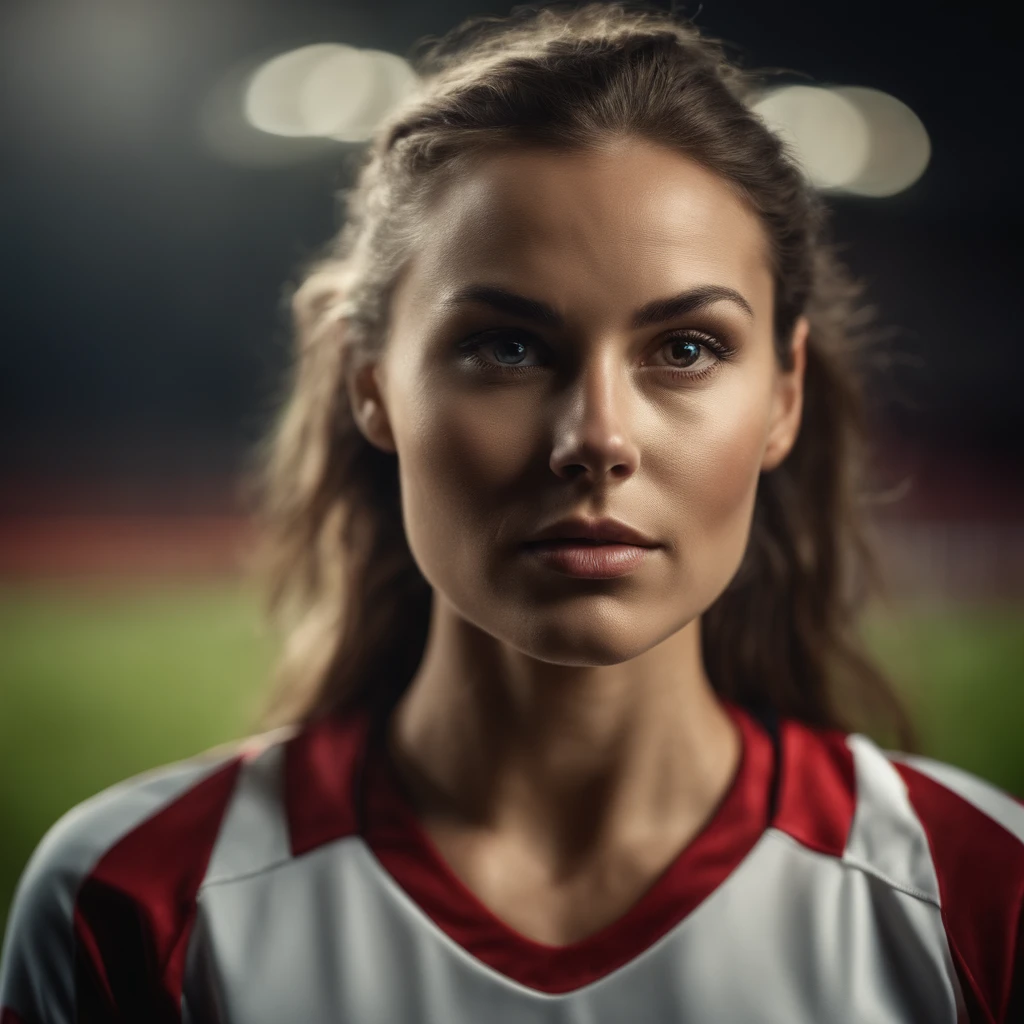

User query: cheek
[682,395,768,517]
[394,391,526,574]
[665,378,773,584]
[405,389,532,490]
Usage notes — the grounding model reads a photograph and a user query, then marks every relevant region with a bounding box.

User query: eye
[472,330,540,367]
[654,330,733,377]
[458,329,544,375]
[458,327,736,381]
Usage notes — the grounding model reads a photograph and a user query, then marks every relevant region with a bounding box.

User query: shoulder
[886,748,1024,853]
[856,737,1024,906]
[0,730,291,1023]
[886,749,1024,1023]
[774,718,1024,1022]
[773,716,1024,871]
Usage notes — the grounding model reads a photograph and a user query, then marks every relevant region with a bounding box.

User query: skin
[346,136,808,946]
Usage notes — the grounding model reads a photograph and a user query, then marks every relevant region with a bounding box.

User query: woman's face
[351,139,806,666]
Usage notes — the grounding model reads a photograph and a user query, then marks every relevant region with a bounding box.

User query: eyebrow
[440,282,755,329]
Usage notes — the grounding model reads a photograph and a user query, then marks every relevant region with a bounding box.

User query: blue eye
[668,337,702,367]
[463,330,539,368]
[458,328,735,381]
[488,333,536,366]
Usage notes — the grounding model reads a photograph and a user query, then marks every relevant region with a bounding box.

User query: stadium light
[751,85,871,191]
[833,86,931,197]
[243,43,418,142]
[303,48,420,142]
[751,83,930,198]
[243,44,345,138]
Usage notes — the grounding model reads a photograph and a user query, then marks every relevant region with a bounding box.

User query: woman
[1,3,1020,1021]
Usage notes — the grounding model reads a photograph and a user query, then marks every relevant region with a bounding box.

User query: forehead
[398,140,773,318]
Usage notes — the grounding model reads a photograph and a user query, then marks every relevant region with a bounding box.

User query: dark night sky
[1,0,1019,489]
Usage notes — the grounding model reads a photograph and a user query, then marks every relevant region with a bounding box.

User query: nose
[548,355,641,483]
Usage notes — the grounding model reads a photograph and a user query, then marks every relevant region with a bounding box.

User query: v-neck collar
[358,701,776,994]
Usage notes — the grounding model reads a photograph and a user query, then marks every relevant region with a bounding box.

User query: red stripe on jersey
[772,719,856,857]
[284,708,370,856]
[1,1008,26,1024]
[71,757,242,1020]
[71,905,117,1017]
[895,761,1024,1024]
[360,701,775,994]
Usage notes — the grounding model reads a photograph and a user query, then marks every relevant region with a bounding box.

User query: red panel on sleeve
[1,1008,26,1024]
[71,757,243,1021]
[895,761,1024,1024]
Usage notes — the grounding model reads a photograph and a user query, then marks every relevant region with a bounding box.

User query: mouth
[519,538,655,578]
[522,538,658,549]
[524,538,617,546]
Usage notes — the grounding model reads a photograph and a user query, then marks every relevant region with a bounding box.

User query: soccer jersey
[1,701,1022,1023]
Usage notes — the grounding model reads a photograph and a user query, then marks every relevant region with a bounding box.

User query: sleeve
[1005,907,1024,1022]
[892,755,1024,1024]
[1,753,241,1024]
[0,807,117,1024]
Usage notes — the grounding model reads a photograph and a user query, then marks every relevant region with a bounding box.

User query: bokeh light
[751,83,930,197]
[243,43,345,137]
[199,54,340,166]
[303,47,420,142]
[752,85,871,191]
[834,85,931,197]
[242,42,418,143]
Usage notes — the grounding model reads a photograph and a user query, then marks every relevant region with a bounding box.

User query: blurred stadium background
[1,0,1021,935]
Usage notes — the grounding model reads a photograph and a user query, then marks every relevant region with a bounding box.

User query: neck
[385,594,741,875]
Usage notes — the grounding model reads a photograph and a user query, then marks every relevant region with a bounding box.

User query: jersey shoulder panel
[770,720,949,899]
[767,725,977,1020]
[771,716,857,858]
[888,751,1024,1024]
[0,742,248,1024]
[892,753,1024,841]
[281,707,372,858]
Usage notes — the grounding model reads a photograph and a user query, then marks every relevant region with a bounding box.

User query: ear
[761,315,809,472]
[345,347,398,455]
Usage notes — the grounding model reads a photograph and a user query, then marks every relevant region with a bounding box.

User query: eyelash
[458,329,736,382]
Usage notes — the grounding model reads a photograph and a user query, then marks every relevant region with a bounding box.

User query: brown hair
[241,1,914,749]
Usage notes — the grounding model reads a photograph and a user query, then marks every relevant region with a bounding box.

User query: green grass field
[1,581,1021,938]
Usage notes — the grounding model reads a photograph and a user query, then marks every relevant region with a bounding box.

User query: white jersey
[2,701,1022,1023]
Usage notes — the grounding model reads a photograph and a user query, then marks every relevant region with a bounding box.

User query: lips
[526,538,609,546]
[521,538,653,578]
[523,517,659,548]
